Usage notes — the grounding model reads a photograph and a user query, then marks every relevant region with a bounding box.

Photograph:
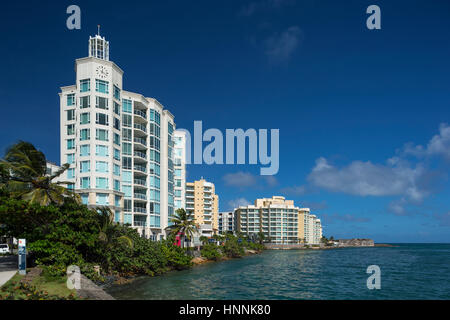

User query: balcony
[134,137,147,148]
[134,165,146,173]
[134,151,147,159]
[134,207,147,214]
[134,109,147,120]
[134,179,146,187]
[133,220,147,227]
[134,123,147,135]
[134,193,147,200]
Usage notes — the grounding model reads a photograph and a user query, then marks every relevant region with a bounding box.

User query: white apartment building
[218,212,234,235]
[173,130,186,216]
[59,32,175,240]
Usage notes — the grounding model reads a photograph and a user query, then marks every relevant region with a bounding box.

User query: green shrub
[223,237,245,258]
[201,243,222,261]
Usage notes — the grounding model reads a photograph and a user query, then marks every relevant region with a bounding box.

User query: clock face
[96,65,109,79]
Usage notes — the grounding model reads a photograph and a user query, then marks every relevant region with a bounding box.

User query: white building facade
[218,212,234,235]
[173,130,186,215]
[59,33,175,240]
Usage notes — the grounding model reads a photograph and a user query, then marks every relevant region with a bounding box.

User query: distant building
[185,179,219,238]
[173,130,186,215]
[218,212,234,235]
[234,196,323,245]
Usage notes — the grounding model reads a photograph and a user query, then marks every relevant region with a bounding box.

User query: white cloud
[227,198,251,210]
[401,123,450,160]
[264,26,303,63]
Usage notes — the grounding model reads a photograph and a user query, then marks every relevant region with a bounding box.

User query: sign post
[18,239,26,275]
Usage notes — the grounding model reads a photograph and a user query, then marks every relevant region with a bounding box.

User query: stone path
[76,275,115,300]
[20,267,42,284]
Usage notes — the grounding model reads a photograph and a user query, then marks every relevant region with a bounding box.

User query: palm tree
[257,232,265,244]
[166,208,199,249]
[0,141,79,205]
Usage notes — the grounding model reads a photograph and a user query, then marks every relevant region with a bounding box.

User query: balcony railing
[134,179,146,186]
[134,110,147,119]
[134,151,147,159]
[134,137,146,146]
[134,207,147,213]
[133,221,147,227]
[134,165,146,173]
[134,123,147,133]
[134,193,147,200]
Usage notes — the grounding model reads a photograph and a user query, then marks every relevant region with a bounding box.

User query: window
[96,145,108,157]
[123,185,132,198]
[114,118,120,130]
[122,143,132,155]
[80,79,90,92]
[80,160,90,173]
[114,180,120,191]
[80,112,90,124]
[95,79,109,94]
[81,194,89,205]
[122,114,132,127]
[96,161,108,173]
[67,94,75,106]
[175,169,182,177]
[96,96,108,110]
[96,177,109,189]
[113,85,120,100]
[96,113,109,125]
[67,183,75,190]
[80,145,90,157]
[113,164,120,176]
[96,129,108,141]
[96,193,109,205]
[80,177,90,189]
[114,211,121,222]
[80,128,90,141]
[67,110,75,121]
[67,139,75,150]
[122,128,132,141]
[66,153,75,164]
[67,168,75,179]
[122,157,131,170]
[122,99,132,113]
[80,96,90,108]
[122,171,132,183]
[114,102,120,115]
[115,195,121,207]
[114,148,120,161]
[67,124,75,135]
[114,133,120,146]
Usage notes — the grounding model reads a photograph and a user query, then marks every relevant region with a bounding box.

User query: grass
[0,268,77,300]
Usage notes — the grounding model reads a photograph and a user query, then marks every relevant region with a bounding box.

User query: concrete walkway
[0,255,18,287]
[76,275,115,300]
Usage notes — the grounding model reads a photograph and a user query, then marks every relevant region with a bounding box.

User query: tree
[257,232,265,244]
[166,208,199,248]
[0,141,79,206]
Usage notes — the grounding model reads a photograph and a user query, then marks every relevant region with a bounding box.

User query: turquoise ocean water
[106,244,450,300]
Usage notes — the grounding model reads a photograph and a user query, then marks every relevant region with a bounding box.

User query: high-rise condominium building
[185,179,219,237]
[173,130,186,215]
[218,212,234,235]
[59,32,175,241]
[234,196,323,244]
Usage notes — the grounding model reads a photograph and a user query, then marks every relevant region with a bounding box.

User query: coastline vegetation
[0,141,264,299]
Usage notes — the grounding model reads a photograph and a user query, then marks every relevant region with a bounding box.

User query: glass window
[114,148,120,161]
[113,85,120,100]
[122,99,132,113]
[80,144,90,157]
[67,139,75,150]
[95,79,109,94]
[96,145,108,156]
[67,94,75,106]
[67,109,75,121]
[96,113,109,125]
[80,96,90,109]
[114,211,121,222]
[96,193,109,205]
[113,164,120,176]
[123,185,132,198]
[80,112,90,124]
[80,79,90,92]
[114,101,120,115]
[114,133,120,146]
[122,171,132,183]
[122,128,132,141]
[80,177,90,189]
[80,160,90,173]
[122,157,131,169]
[96,96,108,110]
[115,195,121,207]
[122,114,132,127]
[81,193,89,205]
[80,128,90,141]
[122,143,132,155]
[114,179,120,191]
[96,161,108,173]
[96,177,109,189]
[67,124,75,135]
[67,168,75,179]
[96,129,108,141]
[66,153,75,164]
[124,213,132,224]
[114,118,120,130]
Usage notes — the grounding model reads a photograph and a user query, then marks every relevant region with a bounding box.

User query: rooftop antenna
[97,24,100,36]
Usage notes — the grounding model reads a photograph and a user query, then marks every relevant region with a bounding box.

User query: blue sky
[1,0,450,242]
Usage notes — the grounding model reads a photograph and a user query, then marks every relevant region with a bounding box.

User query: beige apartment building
[235,196,323,244]
[185,179,219,238]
